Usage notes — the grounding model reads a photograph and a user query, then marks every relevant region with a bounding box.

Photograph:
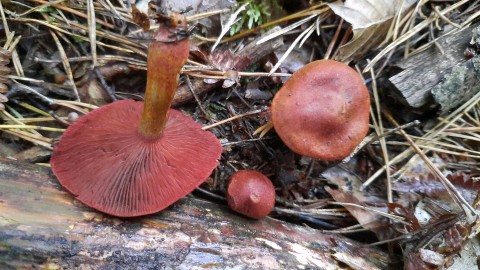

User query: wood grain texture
[0,160,388,269]
[389,23,479,111]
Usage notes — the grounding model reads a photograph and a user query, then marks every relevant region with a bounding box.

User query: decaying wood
[172,27,284,106]
[431,56,480,113]
[389,23,480,112]
[0,160,388,269]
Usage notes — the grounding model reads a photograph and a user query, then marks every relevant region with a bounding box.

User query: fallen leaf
[404,253,438,270]
[388,203,421,232]
[393,155,480,209]
[208,48,250,71]
[327,0,416,62]
[402,214,467,269]
[418,249,445,267]
[132,5,150,31]
[78,78,111,106]
[322,166,390,240]
[394,173,479,205]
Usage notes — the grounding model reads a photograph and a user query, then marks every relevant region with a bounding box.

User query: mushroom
[50,16,222,217]
[226,170,276,219]
[271,59,370,161]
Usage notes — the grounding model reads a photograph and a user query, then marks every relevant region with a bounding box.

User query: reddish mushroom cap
[51,100,222,217]
[226,170,275,219]
[271,60,370,161]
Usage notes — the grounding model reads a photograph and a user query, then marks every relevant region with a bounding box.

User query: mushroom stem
[138,27,190,139]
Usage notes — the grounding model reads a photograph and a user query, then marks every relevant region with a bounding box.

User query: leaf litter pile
[1,0,480,268]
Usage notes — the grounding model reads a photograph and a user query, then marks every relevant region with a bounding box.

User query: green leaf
[229,0,276,35]
[35,6,57,13]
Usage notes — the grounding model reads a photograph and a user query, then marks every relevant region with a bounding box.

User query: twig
[253,121,274,138]
[0,125,65,132]
[183,69,291,78]
[54,100,98,110]
[274,206,350,218]
[269,22,316,75]
[344,120,420,166]
[221,137,270,146]
[10,82,54,104]
[48,29,80,101]
[2,130,53,149]
[86,0,98,67]
[220,4,328,44]
[194,187,226,201]
[17,0,64,17]
[202,110,263,130]
[329,202,408,224]
[185,75,210,120]
[445,127,480,132]
[0,1,23,77]
[2,110,42,137]
[433,5,461,29]
[369,66,392,203]
[324,18,343,60]
[53,101,89,115]
[17,102,50,117]
[187,9,231,22]
[4,117,57,123]
[256,14,316,45]
[365,234,407,246]
[211,2,249,52]
[331,25,352,59]
[25,0,115,29]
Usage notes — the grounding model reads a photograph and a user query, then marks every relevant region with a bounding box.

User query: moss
[470,26,480,45]
[432,26,480,113]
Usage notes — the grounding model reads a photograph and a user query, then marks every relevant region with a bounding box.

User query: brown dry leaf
[327,0,416,63]
[393,155,479,211]
[208,49,250,71]
[78,76,111,106]
[322,166,390,240]
[394,172,480,205]
[132,5,150,31]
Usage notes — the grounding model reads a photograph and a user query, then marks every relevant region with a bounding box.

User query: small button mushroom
[226,170,275,219]
[271,59,370,161]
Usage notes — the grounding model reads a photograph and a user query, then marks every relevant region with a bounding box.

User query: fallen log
[389,23,480,113]
[0,160,389,269]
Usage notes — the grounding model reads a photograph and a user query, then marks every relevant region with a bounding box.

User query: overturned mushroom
[51,16,222,217]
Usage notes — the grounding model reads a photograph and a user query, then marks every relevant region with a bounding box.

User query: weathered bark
[0,160,389,269]
[389,23,480,113]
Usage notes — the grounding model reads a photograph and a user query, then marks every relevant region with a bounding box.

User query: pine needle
[211,3,249,52]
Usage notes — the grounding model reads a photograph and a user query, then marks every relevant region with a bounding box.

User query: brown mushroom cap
[51,100,222,217]
[271,60,370,161]
[226,170,275,219]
